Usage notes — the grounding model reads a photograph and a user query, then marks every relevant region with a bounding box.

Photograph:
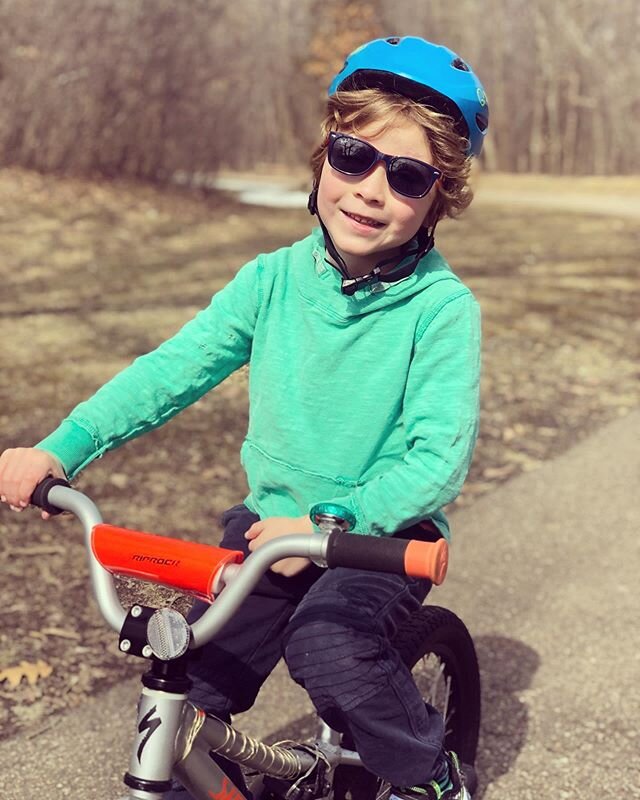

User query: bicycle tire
[332,605,481,800]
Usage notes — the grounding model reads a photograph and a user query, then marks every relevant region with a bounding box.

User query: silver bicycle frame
[169,709,363,800]
[46,485,363,800]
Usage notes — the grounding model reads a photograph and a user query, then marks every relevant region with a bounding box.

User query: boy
[0,36,488,800]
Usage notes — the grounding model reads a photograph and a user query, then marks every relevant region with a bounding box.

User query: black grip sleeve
[325,531,408,574]
[31,477,71,516]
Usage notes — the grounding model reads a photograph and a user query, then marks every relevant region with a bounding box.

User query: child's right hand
[0,448,66,518]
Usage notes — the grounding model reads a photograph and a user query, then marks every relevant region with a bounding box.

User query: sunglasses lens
[328,134,438,198]
[329,136,376,175]
[388,160,433,198]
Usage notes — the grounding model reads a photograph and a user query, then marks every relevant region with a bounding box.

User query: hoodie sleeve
[36,256,263,479]
[319,291,481,537]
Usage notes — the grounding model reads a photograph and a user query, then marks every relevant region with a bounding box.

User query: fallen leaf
[0,660,53,688]
[41,627,81,640]
[482,464,516,480]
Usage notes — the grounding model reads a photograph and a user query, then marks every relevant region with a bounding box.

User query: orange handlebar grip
[404,538,449,584]
[91,524,244,602]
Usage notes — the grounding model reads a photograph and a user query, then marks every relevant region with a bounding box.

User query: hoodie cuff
[35,420,100,480]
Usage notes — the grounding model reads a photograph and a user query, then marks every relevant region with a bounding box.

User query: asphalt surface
[1,409,638,799]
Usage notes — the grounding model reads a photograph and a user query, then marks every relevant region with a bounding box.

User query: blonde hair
[310,88,473,229]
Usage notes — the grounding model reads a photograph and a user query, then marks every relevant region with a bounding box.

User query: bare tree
[0,0,637,178]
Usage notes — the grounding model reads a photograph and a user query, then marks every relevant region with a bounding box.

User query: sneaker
[388,751,472,800]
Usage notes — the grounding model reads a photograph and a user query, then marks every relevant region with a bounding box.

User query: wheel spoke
[413,653,453,731]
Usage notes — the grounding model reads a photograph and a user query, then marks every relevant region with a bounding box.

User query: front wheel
[333,605,481,800]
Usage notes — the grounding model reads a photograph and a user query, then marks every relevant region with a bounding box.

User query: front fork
[122,662,361,800]
[123,659,248,800]
[124,685,187,798]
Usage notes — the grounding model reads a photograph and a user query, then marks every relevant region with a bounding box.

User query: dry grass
[0,167,638,738]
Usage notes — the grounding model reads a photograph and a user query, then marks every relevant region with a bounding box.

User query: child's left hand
[245,515,314,576]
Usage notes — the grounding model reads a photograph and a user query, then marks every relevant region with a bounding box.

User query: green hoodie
[37,228,480,540]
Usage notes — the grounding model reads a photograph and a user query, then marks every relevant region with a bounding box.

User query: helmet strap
[308,185,351,282]
[308,186,436,296]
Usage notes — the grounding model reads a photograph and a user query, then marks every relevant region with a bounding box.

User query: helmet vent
[452,58,470,72]
[386,37,401,45]
[476,113,489,132]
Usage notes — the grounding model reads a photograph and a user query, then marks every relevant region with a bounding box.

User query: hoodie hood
[304,227,463,321]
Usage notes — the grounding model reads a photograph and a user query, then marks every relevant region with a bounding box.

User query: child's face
[316,117,438,278]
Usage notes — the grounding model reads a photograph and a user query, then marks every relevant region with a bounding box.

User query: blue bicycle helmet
[328,36,489,157]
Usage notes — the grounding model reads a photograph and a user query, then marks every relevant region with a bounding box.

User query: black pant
[168,505,445,796]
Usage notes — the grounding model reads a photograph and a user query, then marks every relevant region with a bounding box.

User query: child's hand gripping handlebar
[30,478,448,651]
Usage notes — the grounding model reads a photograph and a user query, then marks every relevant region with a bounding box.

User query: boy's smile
[316,118,438,278]
[342,210,385,229]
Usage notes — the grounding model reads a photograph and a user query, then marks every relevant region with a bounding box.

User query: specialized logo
[132,554,181,567]
[137,705,162,763]
[209,777,244,800]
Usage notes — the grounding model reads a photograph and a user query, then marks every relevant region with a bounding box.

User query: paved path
[210,172,640,219]
[1,410,639,798]
[476,188,640,219]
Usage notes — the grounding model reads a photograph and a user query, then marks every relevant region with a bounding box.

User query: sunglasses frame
[327,131,442,199]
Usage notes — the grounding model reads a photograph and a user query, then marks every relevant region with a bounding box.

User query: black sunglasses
[327,131,442,199]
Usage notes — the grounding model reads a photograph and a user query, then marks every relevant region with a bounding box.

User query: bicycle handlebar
[30,477,448,649]
[31,477,71,516]
[325,529,448,583]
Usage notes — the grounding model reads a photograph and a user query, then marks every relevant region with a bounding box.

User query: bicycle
[29,477,481,800]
